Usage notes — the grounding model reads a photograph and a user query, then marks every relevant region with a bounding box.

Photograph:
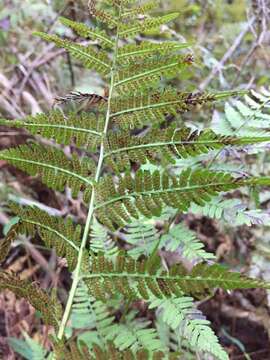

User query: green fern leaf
[34,33,112,75]
[122,1,158,18]
[53,339,174,360]
[84,254,269,301]
[113,311,164,353]
[8,333,47,360]
[88,1,118,29]
[118,42,190,64]
[160,223,215,261]
[8,203,80,271]
[94,168,269,230]
[0,110,103,151]
[114,55,190,94]
[70,282,164,355]
[0,144,94,200]
[59,17,114,48]
[70,281,115,341]
[213,93,270,137]
[109,90,218,129]
[0,272,60,328]
[90,218,119,257]
[150,297,228,360]
[104,125,270,172]
[125,218,160,259]
[118,13,180,39]
[0,223,18,263]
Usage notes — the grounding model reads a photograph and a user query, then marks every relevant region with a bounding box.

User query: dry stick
[232,7,269,86]
[199,16,256,92]
[14,2,70,96]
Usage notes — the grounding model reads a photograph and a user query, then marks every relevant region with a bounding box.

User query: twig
[199,16,256,91]
[232,1,270,86]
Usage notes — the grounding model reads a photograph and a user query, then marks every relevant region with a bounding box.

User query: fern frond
[54,339,175,360]
[150,297,228,360]
[70,280,114,335]
[59,17,114,49]
[105,0,137,4]
[0,223,18,263]
[114,55,190,94]
[0,144,94,200]
[125,218,159,259]
[160,223,215,261]
[104,126,270,172]
[213,94,270,137]
[190,197,270,226]
[90,219,119,257]
[0,272,60,328]
[122,1,158,18]
[9,333,47,360]
[88,0,118,29]
[34,33,112,75]
[71,282,163,355]
[83,254,269,301]
[118,42,190,64]
[109,90,237,129]
[94,168,269,230]
[118,13,180,39]
[8,204,80,270]
[113,311,164,353]
[53,339,92,360]
[0,110,103,151]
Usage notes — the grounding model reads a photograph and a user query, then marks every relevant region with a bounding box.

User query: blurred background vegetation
[0,0,270,359]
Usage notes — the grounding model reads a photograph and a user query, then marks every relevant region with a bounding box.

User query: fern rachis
[54,5,124,341]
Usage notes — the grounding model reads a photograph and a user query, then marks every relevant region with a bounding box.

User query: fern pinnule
[54,339,175,360]
[121,1,158,19]
[70,280,116,339]
[104,125,270,173]
[213,91,270,137]
[109,90,238,129]
[84,254,269,301]
[0,110,104,151]
[118,42,190,64]
[125,218,160,258]
[118,12,180,39]
[0,223,18,263]
[7,204,80,270]
[94,168,269,230]
[59,17,114,49]
[160,223,215,261]
[0,272,60,328]
[90,218,119,257]
[0,143,95,200]
[114,55,191,94]
[150,297,229,360]
[88,0,119,29]
[113,311,164,353]
[34,33,112,75]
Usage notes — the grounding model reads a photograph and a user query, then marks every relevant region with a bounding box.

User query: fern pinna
[1,1,270,359]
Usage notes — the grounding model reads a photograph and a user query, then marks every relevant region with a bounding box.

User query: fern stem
[56,6,122,341]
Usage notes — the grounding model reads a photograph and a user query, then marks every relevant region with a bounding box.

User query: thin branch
[199,16,256,91]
